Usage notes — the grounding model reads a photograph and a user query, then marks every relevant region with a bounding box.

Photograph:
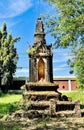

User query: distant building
[54,76,77,91]
[0,76,77,91]
[3,76,76,91]
[8,77,26,90]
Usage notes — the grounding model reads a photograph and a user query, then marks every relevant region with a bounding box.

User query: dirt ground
[0,117,84,130]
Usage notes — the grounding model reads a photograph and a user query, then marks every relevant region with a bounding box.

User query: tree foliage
[0,23,20,87]
[75,47,84,88]
[68,46,84,88]
[44,0,84,88]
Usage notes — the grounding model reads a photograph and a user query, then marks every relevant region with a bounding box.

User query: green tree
[44,0,84,88]
[75,47,84,88]
[0,23,20,91]
[68,46,84,88]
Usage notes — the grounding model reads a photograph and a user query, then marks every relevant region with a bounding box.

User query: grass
[0,92,22,116]
[62,91,84,104]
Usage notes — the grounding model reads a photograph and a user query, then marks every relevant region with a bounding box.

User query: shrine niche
[38,57,45,81]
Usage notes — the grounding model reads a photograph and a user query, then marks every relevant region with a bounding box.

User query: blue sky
[0,0,74,77]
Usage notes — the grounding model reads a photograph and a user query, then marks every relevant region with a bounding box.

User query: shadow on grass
[0,122,21,130]
[0,92,5,97]
[0,102,18,115]
[0,91,21,97]
[80,104,84,109]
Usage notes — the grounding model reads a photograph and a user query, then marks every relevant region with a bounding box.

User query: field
[0,92,22,116]
[63,91,84,104]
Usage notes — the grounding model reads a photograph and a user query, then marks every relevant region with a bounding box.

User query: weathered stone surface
[26,82,59,91]
[23,91,60,101]
[49,99,56,116]
[74,100,81,117]
[28,18,53,83]
[1,117,84,130]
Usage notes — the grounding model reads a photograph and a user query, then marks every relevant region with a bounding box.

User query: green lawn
[0,93,22,116]
[62,91,84,104]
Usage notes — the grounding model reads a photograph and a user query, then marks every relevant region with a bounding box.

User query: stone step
[13,109,83,119]
[29,101,49,110]
[55,110,75,118]
[14,109,75,118]
[23,91,60,101]
[23,100,75,112]
[26,82,59,91]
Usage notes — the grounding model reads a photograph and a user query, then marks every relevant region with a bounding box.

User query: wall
[54,80,69,91]
[71,80,77,90]
[54,78,77,91]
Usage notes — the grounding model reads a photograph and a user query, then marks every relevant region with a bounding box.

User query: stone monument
[29,17,53,83]
[21,17,81,118]
[26,17,59,94]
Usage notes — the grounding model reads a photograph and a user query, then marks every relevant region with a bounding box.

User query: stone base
[23,91,60,101]
[17,100,82,119]
[19,82,82,118]
[26,82,59,91]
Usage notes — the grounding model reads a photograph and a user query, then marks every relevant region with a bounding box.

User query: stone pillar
[46,57,50,82]
[49,99,56,116]
[29,56,37,82]
[49,56,53,83]
[29,57,32,82]
[74,100,81,117]
[68,80,71,92]
[46,56,53,83]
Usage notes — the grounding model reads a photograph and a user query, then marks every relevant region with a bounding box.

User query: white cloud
[53,49,72,63]
[53,64,69,71]
[15,68,29,77]
[16,68,29,73]
[0,0,32,18]
[53,58,67,63]
[53,54,68,63]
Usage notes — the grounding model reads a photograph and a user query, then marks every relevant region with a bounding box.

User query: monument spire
[28,14,53,83]
[34,17,46,46]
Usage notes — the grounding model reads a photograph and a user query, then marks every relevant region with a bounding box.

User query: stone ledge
[27,82,58,86]
[26,82,59,91]
[23,91,59,95]
[23,91,60,101]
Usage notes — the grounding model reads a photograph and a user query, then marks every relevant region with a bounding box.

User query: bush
[20,85,26,91]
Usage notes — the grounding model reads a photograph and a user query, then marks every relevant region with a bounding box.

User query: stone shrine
[29,17,53,83]
[21,18,82,118]
[26,17,59,93]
